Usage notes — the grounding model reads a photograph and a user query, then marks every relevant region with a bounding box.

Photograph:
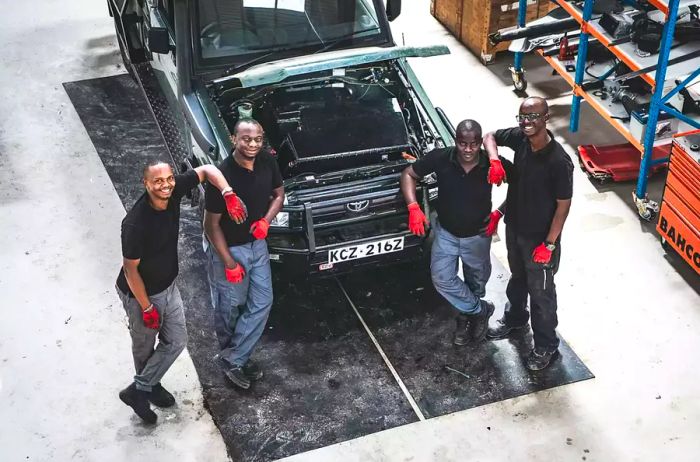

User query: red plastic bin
[577,143,671,183]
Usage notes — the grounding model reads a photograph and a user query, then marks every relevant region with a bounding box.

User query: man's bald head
[455,119,482,139]
[520,97,549,115]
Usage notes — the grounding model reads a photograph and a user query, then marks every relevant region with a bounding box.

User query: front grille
[314,214,409,247]
[312,189,404,226]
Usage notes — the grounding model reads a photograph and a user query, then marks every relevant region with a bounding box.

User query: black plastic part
[147,26,170,54]
[386,0,402,22]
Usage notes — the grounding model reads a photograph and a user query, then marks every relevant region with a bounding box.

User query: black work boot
[224,365,251,389]
[148,383,176,408]
[469,300,495,342]
[526,347,560,371]
[119,383,157,424]
[453,313,471,346]
[243,360,264,381]
[486,317,529,339]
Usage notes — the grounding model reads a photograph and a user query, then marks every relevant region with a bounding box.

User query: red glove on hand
[225,263,246,284]
[142,305,160,330]
[407,202,428,236]
[223,190,248,224]
[250,218,270,240]
[484,210,503,237]
[488,159,507,185]
[532,243,553,264]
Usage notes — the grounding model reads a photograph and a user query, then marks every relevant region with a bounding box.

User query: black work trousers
[504,226,561,351]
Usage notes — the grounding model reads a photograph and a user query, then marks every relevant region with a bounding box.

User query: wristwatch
[545,241,556,251]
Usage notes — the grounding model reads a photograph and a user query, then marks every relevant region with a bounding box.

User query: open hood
[211,45,450,88]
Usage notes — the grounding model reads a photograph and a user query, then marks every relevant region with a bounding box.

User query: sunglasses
[516,113,545,122]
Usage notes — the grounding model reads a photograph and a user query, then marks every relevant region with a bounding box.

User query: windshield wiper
[223,51,275,76]
[223,45,302,76]
[314,27,382,54]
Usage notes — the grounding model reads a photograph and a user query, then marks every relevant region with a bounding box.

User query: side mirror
[386,0,401,21]
[148,27,170,54]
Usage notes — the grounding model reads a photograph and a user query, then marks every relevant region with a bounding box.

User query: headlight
[270,212,289,227]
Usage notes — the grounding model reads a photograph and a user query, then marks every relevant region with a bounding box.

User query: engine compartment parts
[212,63,440,180]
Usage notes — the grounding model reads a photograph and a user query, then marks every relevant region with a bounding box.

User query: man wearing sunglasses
[401,120,512,346]
[203,118,284,389]
[483,97,573,371]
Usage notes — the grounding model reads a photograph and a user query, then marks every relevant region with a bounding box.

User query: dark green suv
[109,0,454,275]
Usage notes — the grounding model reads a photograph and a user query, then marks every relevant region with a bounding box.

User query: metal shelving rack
[514,0,700,220]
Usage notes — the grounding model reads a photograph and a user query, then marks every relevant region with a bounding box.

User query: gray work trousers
[205,239,273,368]
[116,282,188,392]
[430,221,492,314]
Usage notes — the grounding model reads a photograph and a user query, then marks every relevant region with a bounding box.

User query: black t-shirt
[116,170,200,296]
[494,127,574,239]
[205,151,283,246]
[412,147,512,238]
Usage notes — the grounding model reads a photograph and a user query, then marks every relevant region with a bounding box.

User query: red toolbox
[656,133,700,275]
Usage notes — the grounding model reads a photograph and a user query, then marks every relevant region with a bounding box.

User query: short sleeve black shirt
[494,127,574,239]
[412,147,512,238]
[205,151,283,246]
[116,169,200,296]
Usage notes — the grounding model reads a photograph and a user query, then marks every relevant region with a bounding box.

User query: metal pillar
[570,0,595,132]
[510,0,529,92]
[633,0,681,220]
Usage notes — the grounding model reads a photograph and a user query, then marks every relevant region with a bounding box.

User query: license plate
[328,237,405,263]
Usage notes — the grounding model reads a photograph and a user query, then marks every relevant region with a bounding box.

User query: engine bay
[210,62,442,180]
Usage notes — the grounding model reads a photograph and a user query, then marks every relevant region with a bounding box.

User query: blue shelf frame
[515,0,700,219]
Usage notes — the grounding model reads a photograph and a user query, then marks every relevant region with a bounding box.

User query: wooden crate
[431,0,555,65]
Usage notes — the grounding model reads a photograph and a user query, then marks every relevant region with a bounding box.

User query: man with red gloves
[116,160,247,424]
[401,119,511,346]
[203,118,284,389]
[483,97,573,371]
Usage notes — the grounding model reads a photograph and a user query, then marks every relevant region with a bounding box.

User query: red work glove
[484,210,503,237]
[142,304,160,330]
[488,159,506,185]
[250,218,270,240]
[407,202,428,236]
[223,190,248,224]
[532,243,553,264]
[225,263,246,284]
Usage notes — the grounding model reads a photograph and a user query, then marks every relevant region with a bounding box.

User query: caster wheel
[513,76,528,92]
[660,237,672,253]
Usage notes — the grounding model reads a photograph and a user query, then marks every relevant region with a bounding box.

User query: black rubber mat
[339,257,594,418]
[63,74,416,461]
[64,73,593,461]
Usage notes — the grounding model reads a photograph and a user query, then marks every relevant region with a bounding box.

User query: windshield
[196,0,388,65]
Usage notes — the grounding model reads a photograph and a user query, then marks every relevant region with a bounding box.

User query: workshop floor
[1,1,699,462]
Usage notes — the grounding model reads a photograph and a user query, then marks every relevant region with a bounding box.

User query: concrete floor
[1,1,698,461]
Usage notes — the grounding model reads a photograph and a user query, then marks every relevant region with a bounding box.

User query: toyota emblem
[346,200,370,213]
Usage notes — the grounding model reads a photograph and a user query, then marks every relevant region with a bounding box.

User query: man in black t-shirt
[483,97,574,371]
[116,161,247,424]
[401,120,512,346]
[203,118,284,390]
